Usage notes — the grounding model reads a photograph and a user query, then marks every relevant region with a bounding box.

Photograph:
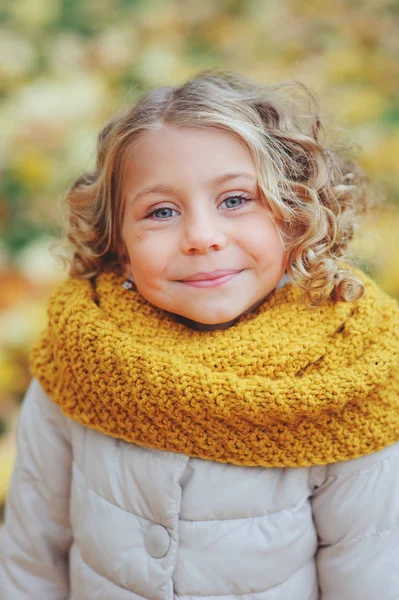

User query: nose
[180,214,228,255]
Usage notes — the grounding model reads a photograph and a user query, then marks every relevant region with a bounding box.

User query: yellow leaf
[360,130,399,180]
[10,148,53,191]
[0,441,16,504]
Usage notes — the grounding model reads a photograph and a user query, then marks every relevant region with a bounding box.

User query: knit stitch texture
[29,268,399,467]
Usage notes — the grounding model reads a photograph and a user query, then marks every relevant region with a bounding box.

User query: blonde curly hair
[54,68,369,305]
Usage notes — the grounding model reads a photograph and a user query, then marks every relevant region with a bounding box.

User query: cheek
[240,219,285,266]
[126,231,172,278]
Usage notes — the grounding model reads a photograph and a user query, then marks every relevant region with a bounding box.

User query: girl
[1,69,399,600]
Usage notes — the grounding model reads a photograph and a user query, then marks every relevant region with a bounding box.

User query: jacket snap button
[144,524,171,558]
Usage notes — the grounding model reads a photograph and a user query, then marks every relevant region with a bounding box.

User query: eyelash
[144,193,253,220]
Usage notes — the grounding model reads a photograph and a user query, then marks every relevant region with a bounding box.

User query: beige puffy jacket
[1,378,399,599]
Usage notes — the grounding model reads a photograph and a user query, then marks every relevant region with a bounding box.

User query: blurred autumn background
[0,0,398,516]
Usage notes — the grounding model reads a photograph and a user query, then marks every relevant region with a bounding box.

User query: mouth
[179,270,243,288]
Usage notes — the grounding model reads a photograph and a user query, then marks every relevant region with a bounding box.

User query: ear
[121,261,131,279]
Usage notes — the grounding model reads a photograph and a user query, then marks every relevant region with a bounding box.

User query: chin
[182,308,243,326]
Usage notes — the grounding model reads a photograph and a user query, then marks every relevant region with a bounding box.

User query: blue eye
[145,207,178,220]
[219,194,252,209]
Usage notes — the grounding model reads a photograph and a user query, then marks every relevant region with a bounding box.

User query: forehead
[124,125,256,186]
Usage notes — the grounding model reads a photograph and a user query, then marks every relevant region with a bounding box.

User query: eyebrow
[130,172,257,204]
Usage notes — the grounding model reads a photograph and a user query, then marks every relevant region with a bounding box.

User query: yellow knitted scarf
[29,269,399,467]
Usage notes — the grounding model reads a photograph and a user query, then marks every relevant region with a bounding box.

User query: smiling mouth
[179,270,243,288]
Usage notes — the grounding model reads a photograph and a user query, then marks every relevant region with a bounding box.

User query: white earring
[122,273,135,290]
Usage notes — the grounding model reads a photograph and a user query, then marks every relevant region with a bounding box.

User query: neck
[174,315,236,331]
[173,293,277,332]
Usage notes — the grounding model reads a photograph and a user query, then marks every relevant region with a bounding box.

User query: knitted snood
[29,268,399,467]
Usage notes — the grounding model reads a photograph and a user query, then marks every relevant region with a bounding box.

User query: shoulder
[309,441,399,494]
[19,378,73,443]
[328,441,399,477]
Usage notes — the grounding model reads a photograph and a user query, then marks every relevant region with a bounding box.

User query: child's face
[121,125,286,326]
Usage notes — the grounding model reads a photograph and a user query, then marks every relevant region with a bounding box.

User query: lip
[179,270,242,288]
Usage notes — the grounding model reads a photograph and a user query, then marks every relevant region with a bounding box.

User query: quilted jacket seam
[72,459,162,526]
[73,460,310,524]
[315,448,399,489]
[320,524,399,549]
[180,496,310,523]
[175,558,314,597]
[11,460,70,498]
[75,543,151,600]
